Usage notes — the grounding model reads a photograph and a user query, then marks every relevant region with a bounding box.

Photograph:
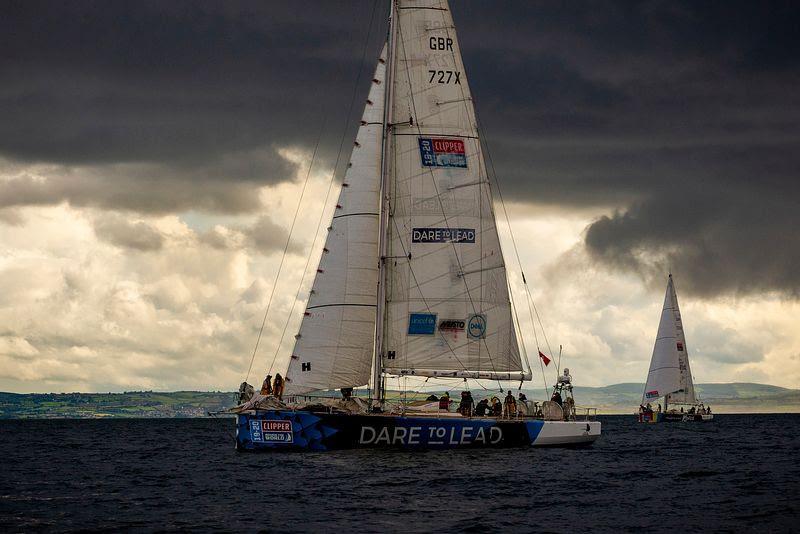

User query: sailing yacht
[638,275,714,423]
[231,0,601,450]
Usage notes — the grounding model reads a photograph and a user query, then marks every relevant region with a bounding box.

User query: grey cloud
[0,208,25,226]
[93,214,164,251]
[585,187,800,298]
[243,216,300,255]
[454,3,800,298]
[196,216,301,256]
[0,1,384,168]
[1,0,798,298]
[0,145,299,214]
[199,227,239,250]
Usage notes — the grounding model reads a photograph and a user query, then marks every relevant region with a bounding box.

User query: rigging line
[523,287,549,397]
[435,7,554,395]
[430,8,519,388]
[245,110,328,384]
[394,11,504,386]
[266,0,381,378]
[473,91,556,391]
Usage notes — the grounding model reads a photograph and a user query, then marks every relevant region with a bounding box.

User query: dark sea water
[1,414,798,532]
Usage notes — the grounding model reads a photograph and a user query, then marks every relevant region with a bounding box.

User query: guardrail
[575,407,597,421]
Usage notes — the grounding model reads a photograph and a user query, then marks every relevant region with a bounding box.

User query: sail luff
[373,1,398,402]
[285,46,388,395]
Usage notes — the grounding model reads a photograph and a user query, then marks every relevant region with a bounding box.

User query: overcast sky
[1,0,798,394]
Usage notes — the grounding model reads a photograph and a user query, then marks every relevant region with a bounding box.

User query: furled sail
[381,0,528,380]
[642,275,696,404]
[285,46,387,394]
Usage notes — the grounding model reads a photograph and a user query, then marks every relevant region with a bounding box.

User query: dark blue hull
[236,410,548,451]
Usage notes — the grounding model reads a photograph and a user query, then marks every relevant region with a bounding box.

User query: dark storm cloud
[0,0,385,213]
[0,0,386,167]
[0,146,299,214]
[453,1,800,297]
[1,1,798,295]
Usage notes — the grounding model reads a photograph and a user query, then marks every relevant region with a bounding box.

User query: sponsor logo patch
[645,390,659,398]
[408,313,437,335]
[251,419,294,443]
[412,227,475,244]
[438,319,465,332]
[419,137,467,168]
[467,314,487,339]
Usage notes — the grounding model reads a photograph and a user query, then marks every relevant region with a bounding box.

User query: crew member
[474,398,490,416]
[491,396,502,416]
[273,373,285,400]
[439,392,451,411]
[503,390,517,418]
[260,375,273,396]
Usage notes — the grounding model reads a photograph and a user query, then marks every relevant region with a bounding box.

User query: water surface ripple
[0,414,798,532]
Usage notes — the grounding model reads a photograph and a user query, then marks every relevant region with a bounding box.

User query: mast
[373,0,397,404]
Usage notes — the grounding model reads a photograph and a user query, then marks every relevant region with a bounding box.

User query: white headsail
[380,0,528,381]
[285,46,387,394]
[642,275,697,404]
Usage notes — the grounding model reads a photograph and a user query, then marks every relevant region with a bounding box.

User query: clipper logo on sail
[418,137,467,168]
[412,228,475,243]
[645,390,659,399]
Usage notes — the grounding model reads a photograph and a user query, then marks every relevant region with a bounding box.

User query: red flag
[538,351,551,366]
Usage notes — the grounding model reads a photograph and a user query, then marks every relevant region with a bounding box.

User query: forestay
[285,46,387,394]
[381,0,528,380]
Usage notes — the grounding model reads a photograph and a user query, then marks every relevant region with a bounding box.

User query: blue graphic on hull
[236,411,548,451]
[237,411,339,451]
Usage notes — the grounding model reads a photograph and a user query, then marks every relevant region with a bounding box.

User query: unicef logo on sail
[467,314,486,339]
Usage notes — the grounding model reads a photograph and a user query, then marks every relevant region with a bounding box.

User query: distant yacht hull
[637,412,714,423]
[236,410,601,451]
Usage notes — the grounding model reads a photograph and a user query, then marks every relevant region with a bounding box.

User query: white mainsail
[380,0,528,381]
[285,46,387,394]
[642,275,697,405]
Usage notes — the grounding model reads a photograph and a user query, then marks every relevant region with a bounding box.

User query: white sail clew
[642,275,697,404]
[381,0,528,380]
[285,46,387,394]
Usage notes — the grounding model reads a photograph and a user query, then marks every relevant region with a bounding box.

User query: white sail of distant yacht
[642,274,697,407]
[286,0,530,396]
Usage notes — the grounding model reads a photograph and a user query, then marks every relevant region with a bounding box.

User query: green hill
[0,391,234,419]
[537,383,800,414]
[0,383,797,418]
